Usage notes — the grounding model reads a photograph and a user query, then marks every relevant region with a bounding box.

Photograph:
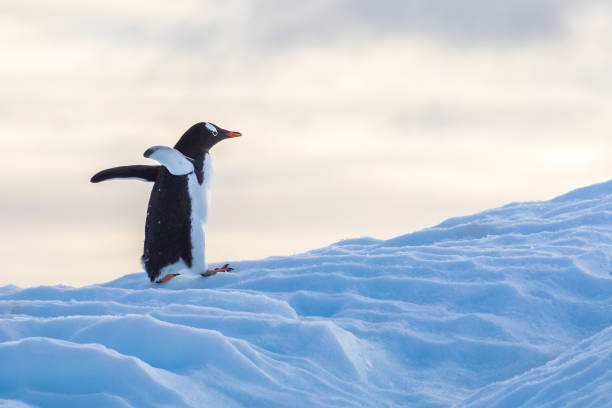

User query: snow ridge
[1,180,611,407]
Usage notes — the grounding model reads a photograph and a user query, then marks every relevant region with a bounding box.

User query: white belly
[186,154,212,274]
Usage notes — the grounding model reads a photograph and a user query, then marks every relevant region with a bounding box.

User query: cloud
[340,0,572,44]
[1,0,611,286]
[2,0,592,58]
[250,0,579,49]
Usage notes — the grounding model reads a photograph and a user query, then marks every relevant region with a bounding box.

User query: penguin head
[174,122,242,157]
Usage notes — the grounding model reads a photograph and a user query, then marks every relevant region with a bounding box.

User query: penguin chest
[185,154,212,272]
[188,154,212,223]
[187,174,208,224]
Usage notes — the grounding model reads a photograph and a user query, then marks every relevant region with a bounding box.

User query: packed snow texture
[1,180,611,407]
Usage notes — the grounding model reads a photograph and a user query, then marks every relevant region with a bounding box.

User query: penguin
[91,122,242,283]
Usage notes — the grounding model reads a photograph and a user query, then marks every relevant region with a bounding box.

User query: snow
[1,179,611,407]
[460,325,612,407]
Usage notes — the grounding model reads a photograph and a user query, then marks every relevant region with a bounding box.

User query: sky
[1,0,611,286]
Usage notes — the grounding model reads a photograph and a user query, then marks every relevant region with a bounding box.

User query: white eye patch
[205,122,218,137]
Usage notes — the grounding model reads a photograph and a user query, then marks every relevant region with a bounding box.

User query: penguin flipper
[90,165,161,183]
[144,146,194,176]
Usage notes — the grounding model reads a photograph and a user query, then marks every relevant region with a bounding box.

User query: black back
[142,167,193,281]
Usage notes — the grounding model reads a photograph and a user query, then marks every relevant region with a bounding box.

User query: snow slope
[1,180,611,407]
[460,325,612,408]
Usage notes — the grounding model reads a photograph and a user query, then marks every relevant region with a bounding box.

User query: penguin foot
[156,273,180,284]
[201,264,234,278]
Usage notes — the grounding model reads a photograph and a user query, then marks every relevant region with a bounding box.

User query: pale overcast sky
[1,0,611,286]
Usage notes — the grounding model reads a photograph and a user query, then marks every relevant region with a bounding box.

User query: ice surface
[1,180,611,407]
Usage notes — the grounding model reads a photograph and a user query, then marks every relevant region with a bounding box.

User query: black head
[173,122,242,158]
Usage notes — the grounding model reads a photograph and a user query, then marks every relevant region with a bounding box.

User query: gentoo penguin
[91,122,242,283]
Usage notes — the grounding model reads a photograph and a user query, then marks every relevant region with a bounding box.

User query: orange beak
[226,131,242,138]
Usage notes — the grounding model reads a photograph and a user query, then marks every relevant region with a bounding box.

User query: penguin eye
[205,122,218,137]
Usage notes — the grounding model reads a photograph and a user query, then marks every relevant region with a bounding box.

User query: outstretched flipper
[90,165,161,183]
[144,146,194,176]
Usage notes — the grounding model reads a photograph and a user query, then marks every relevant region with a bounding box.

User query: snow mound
[460,326,612,408]
[1,180,611,407]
